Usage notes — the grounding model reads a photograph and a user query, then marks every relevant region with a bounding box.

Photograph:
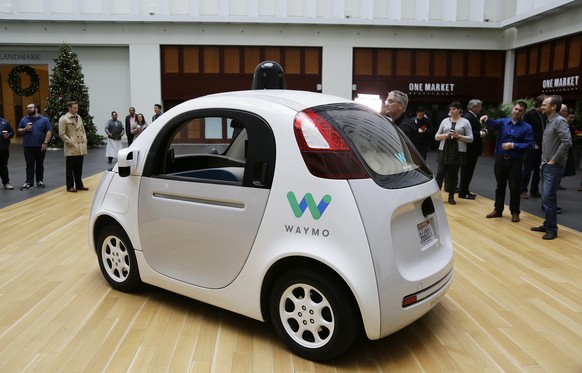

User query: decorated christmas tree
[45,43,100,147]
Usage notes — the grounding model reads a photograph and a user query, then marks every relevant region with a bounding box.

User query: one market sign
[542,75,580,91]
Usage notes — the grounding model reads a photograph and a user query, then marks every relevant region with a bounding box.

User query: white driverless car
[88,89,453,361]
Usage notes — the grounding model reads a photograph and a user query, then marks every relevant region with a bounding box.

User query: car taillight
[293,110,368,179]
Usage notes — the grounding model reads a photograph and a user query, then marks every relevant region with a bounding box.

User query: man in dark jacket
[385,90,409,128]
[410,106,433,160]
[459,99,486,199]
[125,106,136,146]
[520,94,546,199]
[0,117,15,189]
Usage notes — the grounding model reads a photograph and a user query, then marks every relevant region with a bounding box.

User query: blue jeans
[541,163,564,234]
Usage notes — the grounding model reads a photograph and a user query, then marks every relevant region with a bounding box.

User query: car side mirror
[118,148,138,177]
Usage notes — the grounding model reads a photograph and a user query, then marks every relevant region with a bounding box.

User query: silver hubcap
[279,283,334,348]
[101,235,130,282]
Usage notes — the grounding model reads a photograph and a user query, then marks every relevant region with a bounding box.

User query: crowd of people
[0,103,163,191]
[384,91,576,240]
[0,94,579,240]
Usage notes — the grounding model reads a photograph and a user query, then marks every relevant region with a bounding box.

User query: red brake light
[294,110,368,179]
[294,111,351,150]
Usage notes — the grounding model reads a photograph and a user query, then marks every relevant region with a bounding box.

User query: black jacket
[463,111,483,156]
[0,118,15,150]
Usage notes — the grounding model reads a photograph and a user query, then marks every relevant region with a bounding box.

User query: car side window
[143,110,276,189]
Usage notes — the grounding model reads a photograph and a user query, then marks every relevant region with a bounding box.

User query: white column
[442,0,457,21]
[387,0,402,20]
[128,44,161,118]
[503,49,515,103]
[415,0,430,21]
[305,0,316,18]
[190,0,200,16]
[333,0,345,19]
[131,0,140,16]
[247,0,259,17]
[516,0,534,15]
[360,0,373,20]
[468,0,485,22]
[219,0,229,16]
[277,0,287,17]
[322,46,353,99]
[102,0,110,15]
[7,0,18,13]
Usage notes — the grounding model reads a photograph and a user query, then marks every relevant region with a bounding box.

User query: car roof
[207,89,354,112]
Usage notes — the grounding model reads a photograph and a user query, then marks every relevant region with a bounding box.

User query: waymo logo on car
[287,192,332,220]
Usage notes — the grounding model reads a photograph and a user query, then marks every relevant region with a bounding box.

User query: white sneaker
[4,183,14,190]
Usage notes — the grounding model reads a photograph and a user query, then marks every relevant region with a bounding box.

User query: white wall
[128,44,162,124]
[3,0,576,25]
[322,46,353,98]
[1,1,581,131]
[508,4,582,47]
[75,47,130,135]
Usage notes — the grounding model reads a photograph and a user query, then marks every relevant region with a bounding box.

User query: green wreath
[8,65,40,97]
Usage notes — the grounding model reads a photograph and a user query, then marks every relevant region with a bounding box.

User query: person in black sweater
[520,94,546,199]
[458,99,486,199]
[410,106,433,160]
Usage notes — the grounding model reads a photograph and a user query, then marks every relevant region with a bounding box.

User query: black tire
[96,225,142,292]
[269,269,360,361]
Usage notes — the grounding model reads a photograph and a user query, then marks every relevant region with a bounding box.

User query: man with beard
[530,95,572,239]
[16,102,52,190]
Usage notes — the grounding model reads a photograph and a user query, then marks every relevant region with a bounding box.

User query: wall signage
[542,75,580,91]
[408,82,455,95]
[0,50,53,65]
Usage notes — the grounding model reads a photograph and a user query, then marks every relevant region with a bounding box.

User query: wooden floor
[1,174,581,372]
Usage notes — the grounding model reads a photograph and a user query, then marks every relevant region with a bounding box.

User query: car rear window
[312,103,433,188]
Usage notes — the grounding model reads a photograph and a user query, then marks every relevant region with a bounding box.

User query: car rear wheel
[269,269,359,361]
[96,225,141,292]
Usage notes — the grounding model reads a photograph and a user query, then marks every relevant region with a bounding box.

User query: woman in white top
[434,101,473,205]
[131,113,148,139]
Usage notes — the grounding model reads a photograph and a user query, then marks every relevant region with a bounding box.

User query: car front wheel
[269,269,360,361]
[96,225,141,292]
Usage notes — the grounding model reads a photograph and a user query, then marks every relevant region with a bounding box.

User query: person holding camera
[130,113,148,139]
[481,101,534,223]
[434,101,473,205]
[105,111,125,164]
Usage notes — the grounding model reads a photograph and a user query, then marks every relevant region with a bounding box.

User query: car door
[137,110,276,288]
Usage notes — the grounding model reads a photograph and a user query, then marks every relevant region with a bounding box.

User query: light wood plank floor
[1,173,581,372]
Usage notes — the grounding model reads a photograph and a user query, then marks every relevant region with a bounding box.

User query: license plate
[417,220,434,246]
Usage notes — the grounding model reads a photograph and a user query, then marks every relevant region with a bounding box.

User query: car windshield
[312,103,433,188]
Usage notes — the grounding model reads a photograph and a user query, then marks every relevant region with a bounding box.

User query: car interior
[162,117,247,184]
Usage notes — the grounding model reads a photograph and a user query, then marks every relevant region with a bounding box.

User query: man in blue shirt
[16,102,53,190]
[480,101,534,223]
